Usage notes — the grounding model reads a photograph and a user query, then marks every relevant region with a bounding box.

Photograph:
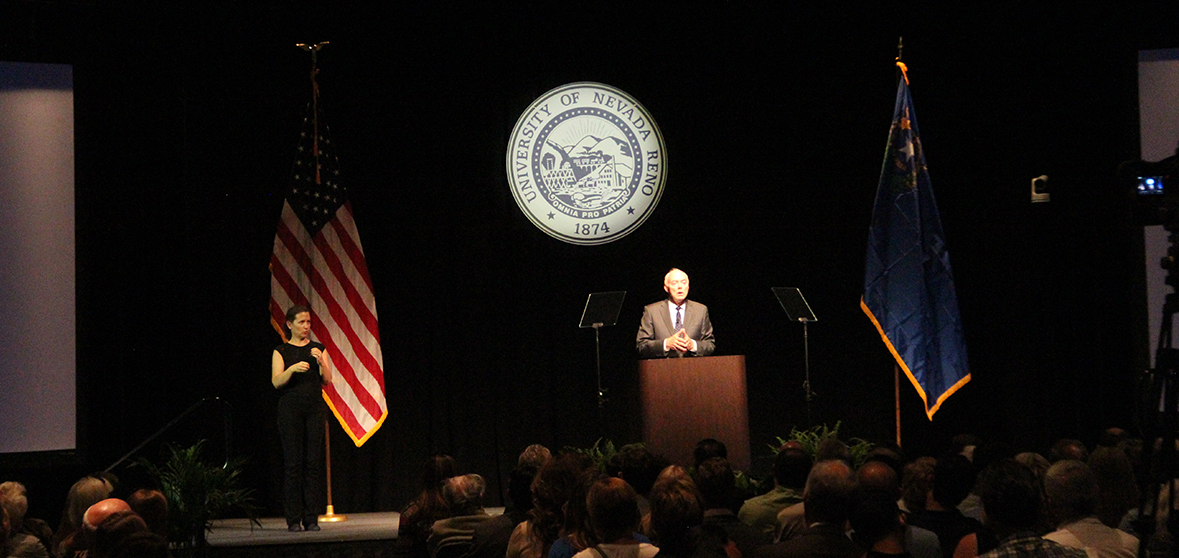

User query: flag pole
[893,37,904,450]
[297,40,347,524]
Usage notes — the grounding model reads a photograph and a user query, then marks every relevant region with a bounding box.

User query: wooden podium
[638,355,750,471]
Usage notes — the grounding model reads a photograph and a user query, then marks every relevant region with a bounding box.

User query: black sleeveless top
[275,341,326,396]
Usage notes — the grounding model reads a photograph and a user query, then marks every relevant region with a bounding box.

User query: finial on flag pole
[296,42,330,94]
[895,37,909,84]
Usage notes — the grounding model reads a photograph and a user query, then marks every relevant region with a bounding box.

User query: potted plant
[136,441,259,558]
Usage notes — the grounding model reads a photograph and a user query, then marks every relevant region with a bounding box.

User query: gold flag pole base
[320,505,348,523]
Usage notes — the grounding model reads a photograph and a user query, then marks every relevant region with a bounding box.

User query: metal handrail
[104,396,233,471]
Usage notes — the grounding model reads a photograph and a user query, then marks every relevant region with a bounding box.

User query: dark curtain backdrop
[0,3,1170,520]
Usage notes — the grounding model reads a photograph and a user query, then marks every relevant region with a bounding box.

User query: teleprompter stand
[580,291,626,437]
[772,287,819,425]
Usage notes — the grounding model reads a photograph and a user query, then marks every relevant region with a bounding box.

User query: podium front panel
[638,355,750,471]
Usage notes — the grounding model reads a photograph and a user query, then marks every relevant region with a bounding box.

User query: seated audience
[574,478,657,558]
[773,440,853,543]
[428,474,492,558]
[738,446,811,537]
[752,460,862,558]
[696,457,770,557]
[1042,460,1137,558]
[850,488,910,558]
[398,454,460,558]
[53,476,114,558]
[609,445,667,520]
[694,440,729,469]
[856,460,940,558]
[519,445,554,470]
[465,464,540,558]
[901,458,936,516]
[647,470,707,558]
[1085,447,1137,529]
[0,481,50,558]
[509,452,597,558]
[976,460,1085,558]
[548,466,607,558]
[909,455,995,558]
[1049,440,1089,464]
[89,511,148,558]
[125,489,168,539]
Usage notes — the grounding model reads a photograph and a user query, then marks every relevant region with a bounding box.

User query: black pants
[277,392,325,526]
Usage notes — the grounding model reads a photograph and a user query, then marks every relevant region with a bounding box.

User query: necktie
[675,305,682,331]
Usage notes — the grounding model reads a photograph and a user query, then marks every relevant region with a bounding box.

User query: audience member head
[693,439,728,468]
[530,452,597,549]
[653,464,693,489]
[587,477,642,543]
[803,459,855,525]
[607,444,665,497]
[518,444,552,470]
[864,446,904,475]
[562,467,605,549]
[91,511,148,558]
[978,459,1042,537]
[59,475,115,541]
[694,457,736,511]
[0,481,30,531]
[901,457,935,514]
[1087,446,1138,528]
[1049,439,1089,463]
[849,487,904,550]
[773,447,813,490]
[84,499,133,531]
[1043,460,1098,527]
[402,453,459,526]
[126,489,168,538]
[856,460,900,497]
[931,454,976,509]
[1013,452,1050,483]
[442,474,486,516]
[648,470,703,551]
[816,438,852,465]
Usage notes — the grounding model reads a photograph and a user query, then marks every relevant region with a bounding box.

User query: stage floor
[207,508,506,547]
[207,512,401,547]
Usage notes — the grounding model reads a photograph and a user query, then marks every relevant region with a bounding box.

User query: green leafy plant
[770,421,874,468]
[136,441,259,558]
[563,438,620,472]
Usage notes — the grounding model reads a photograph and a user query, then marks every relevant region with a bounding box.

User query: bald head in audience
[84,499,132,531]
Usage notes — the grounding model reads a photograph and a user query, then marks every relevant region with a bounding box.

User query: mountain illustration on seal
[540,134,635,211]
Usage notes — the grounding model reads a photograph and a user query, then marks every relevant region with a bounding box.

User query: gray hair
[442,474,486,513]
[0,482,28,526]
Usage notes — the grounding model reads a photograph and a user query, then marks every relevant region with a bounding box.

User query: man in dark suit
[636,268,715,358]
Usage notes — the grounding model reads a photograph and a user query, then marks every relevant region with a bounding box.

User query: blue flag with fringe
[861,65,970,420]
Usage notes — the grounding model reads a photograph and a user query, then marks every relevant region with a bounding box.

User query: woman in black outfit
[272,305,333,532]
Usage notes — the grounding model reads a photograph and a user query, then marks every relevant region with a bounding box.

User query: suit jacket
[636,299,715,358]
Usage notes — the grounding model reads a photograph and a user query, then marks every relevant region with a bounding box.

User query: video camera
[1123,155,1179,226]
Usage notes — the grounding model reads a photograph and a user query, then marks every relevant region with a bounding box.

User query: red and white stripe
[270,200,387,446]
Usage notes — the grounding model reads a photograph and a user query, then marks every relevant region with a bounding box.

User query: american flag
[270,101,387,446]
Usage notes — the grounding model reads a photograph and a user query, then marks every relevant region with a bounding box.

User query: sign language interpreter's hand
[290,361,311,374]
